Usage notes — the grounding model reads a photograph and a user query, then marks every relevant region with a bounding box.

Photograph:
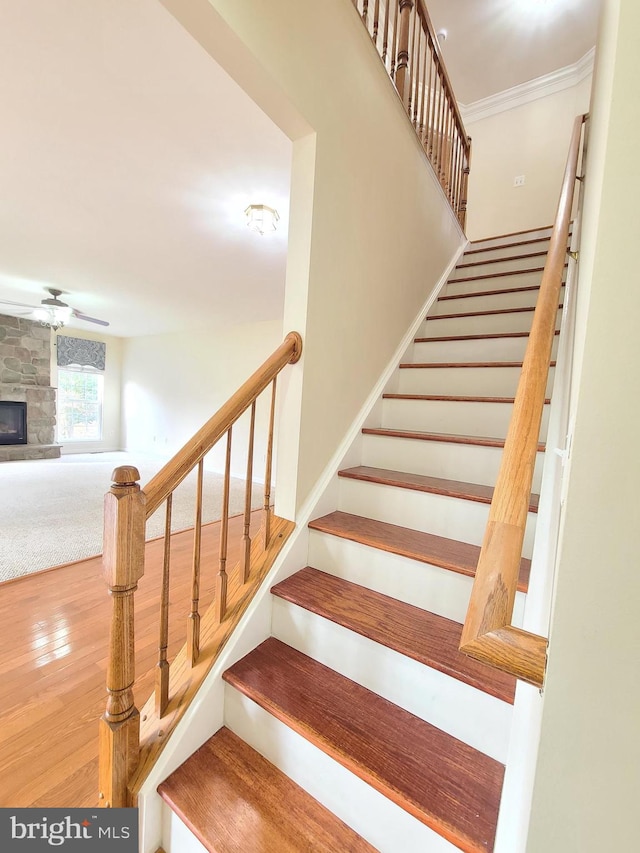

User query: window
[57,369,104,442]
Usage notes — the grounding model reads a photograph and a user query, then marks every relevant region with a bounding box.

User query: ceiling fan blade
[71,308,110,327]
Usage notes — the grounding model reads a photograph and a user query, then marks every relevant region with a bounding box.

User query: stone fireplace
[0,313,61,461]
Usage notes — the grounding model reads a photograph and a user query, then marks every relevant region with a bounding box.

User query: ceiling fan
[0,288,109,330]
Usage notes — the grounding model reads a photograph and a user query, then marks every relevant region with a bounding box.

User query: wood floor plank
[158,727,377,853]
[338,466,540,512]
[0,512,261,808]
[223,638,504,852]
[308,511,531,592]
[271,567,517,703]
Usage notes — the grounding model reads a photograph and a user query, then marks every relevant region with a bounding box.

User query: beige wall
[465,77,592,241]
[50,328,123,453]
[161,0,464,515]
[121,319,283,479]
[527,1,640,849]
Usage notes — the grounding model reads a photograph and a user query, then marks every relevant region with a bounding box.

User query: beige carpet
[0,451,264,582]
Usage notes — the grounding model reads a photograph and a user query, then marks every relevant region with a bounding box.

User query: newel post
[395,0,415,105]
[98,465,146,807]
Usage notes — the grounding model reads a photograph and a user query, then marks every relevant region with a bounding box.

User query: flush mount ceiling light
[244,204,279,235]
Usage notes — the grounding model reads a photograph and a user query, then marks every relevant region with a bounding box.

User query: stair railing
[352,0,471,229]
[459,115,587,687]
[99,331,302,807]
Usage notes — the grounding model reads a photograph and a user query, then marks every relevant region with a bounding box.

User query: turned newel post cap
[111,466,141,487]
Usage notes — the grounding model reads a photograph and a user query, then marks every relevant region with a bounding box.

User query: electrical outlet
[514,174,526,187]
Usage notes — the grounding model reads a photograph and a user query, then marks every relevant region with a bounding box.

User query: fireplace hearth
[0,401,27,445]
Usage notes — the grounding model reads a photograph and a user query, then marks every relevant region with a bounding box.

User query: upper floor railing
[352,0,471,229]
[459,115,588,687]
[99,332,302,807]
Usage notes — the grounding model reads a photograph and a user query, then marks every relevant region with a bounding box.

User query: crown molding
[460,48,595,124]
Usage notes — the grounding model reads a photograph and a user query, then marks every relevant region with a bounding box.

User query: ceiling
[0,0,601,339]
[427,0,602,104]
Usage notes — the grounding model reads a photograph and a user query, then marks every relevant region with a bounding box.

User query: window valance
[56,336,106,371]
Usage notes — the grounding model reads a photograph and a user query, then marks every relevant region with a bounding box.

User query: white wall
[464,76,592,241]
[121,318,283,479]
[527,1,640,849]
[50,328,123,454]
[160,0,464,516]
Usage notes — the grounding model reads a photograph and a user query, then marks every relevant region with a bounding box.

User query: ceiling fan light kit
[0,287,109,330]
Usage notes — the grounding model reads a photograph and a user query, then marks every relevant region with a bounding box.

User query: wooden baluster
[186,460,203,666]
[411,18,421,128]
[155,494,172,718]
[425,46,436,157]
[406,3,418,119]
[362,0,369,28]
[241,402,256,583]
[417,23,428,139]
[451,130,461,211]
[373,0,381,43]
[460,136,472,229]
[437,74,446,179]
[394,0,414,105]
[389,0,400,78]
[99,465,145,808]
[216,428,232,622]
[382,0,392,67]
[263,377,277,549]
[443,101,453,192]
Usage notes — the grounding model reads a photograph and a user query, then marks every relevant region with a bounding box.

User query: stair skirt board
[307,528,527,627]
[271,596,513,762]
[225,688,459,853]
[361,431,545,491]
[381,396,551,438]
[412,334,559,363]
[336,477,537,557]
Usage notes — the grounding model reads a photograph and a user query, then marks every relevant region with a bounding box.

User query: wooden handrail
[99,332,302,807]
[459,115,586,687]
[143,331,302,518]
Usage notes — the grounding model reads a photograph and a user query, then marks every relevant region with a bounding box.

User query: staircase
[156,226,562,853]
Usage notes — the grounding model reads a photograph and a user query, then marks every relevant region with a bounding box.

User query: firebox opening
[0,401,27,445]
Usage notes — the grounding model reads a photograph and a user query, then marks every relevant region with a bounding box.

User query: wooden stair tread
[427,304,563,321]
[399,361,556,368]
[338,465,539,512]
[439,284,543,300]
[223,638,505,852]
[308,511,531,592]
[455,251,548,269]
[158,726,376,853]
[362,426,546,453]
[271,567,517,704]
[469,225,554,243]
[448,265,545,283]
[415,330,560,342]
[464,236,551,255]
[383,393,551,404]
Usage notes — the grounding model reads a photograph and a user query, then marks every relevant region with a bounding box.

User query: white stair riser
[420,307,562,336]
[337,477,537,556]
[397,365,555,397]
[162,804,209,853]
[461,239,550,264]
[469,228,553,250]
[307,529,527,626]
[443,273,564,299]
[381,397,550,438]
[453,255,547,277]
[225,687,457,853]
[361,432,545,491]
[412,335,558,363]
[271,598,512,763]
[433,286,561,316]
[445,270,543,297]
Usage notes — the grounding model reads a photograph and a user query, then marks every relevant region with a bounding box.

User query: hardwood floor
[0,511,261,808]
